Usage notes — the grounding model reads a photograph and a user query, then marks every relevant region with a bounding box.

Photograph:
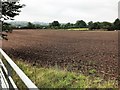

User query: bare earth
[2,30,118,80]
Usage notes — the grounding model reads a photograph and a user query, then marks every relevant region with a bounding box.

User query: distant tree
[34,24,42,29]
[27,22,35,29]
[65,22,71,28]
[113,18,120,30]
[89,22,101,30]
[60,24,65,29]
[63,22,74,29]
[88,21,94,30]
[88,21,101,30]
[75,20,87,28]
[50,21,60,29]
[93,22,101,29]
[100,22,112,30]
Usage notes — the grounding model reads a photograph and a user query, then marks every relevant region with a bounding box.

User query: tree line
[11,19,120,31]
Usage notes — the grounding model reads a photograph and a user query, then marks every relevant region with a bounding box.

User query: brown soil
[2,30,118,80]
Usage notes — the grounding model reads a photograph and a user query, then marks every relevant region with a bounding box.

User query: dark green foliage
[88,22,101,30]
[92,22,101,29]
[61,23,75,29]
[75,20,87,28]
[2,1,25,20]
[1,0,24,39]
[100,22,112,30]
[88,21,114,31]
[64,22,71,29]
[27,22,35,29]
[88,21,94,30]
[113,18,120,30]
[2,22,13,32]
[34,24,43,29]
[49,21,60,29]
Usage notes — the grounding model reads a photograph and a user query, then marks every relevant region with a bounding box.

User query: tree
[113,18,120,30]
[65,22,71,29]
[75,20,87,28]
[49,21,60,29]
[27,22,35,29]
[64,23,73,29]
[93,22,101,29]
[88,21,94,30]
[100,22,112,30]
[1,0,25,39]
[88,22,101,30]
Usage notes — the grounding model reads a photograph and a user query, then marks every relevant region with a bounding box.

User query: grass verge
[12,60,117,89]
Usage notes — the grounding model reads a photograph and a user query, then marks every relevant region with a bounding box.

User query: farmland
[2,29,118,82]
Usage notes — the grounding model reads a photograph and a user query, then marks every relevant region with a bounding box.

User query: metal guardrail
[0,48,39,90]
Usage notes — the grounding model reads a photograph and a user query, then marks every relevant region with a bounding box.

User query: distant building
[119,1,120,19]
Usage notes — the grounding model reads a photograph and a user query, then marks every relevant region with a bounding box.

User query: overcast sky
[13,0,120,23]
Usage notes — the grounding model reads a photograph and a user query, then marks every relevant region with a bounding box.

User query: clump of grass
[12,60,117,89]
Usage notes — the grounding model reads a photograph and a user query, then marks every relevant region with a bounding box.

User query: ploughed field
[2,30,118,80]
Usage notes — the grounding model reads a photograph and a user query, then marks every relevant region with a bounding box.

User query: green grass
[67,28,89,31]
[12,60,117,89]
